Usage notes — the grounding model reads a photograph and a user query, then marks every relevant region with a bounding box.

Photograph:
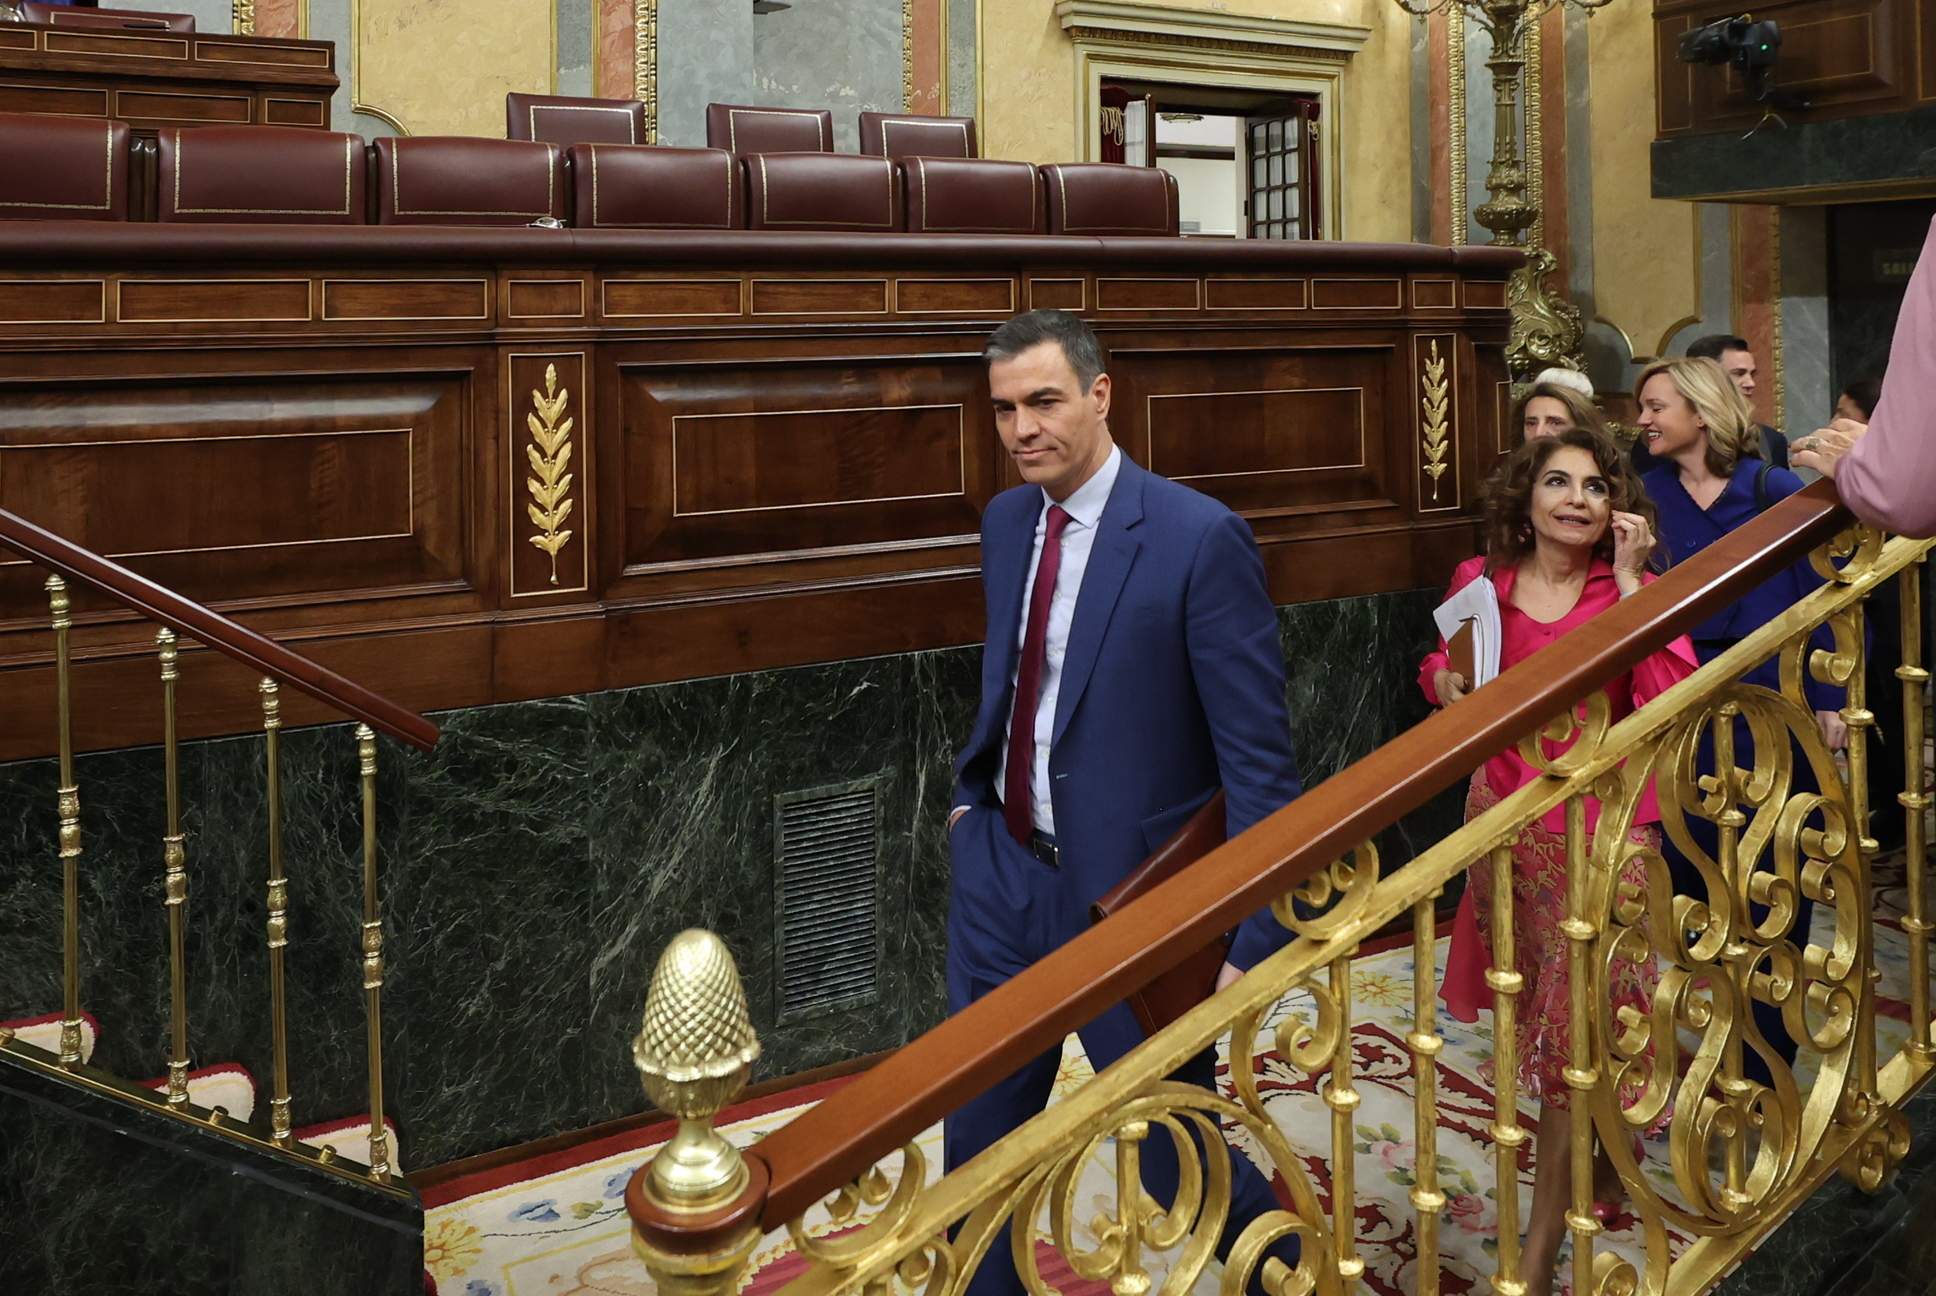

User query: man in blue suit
[944,310,1303,1295]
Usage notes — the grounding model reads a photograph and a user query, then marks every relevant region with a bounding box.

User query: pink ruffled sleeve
[1418,555,1490,706]
[1626,572,1701,705]
[1439,886,1488,1023]
[1838,216,1936,537]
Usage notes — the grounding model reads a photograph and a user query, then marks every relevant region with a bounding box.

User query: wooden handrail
[721,479,1850,1230]
[0,508,439,752]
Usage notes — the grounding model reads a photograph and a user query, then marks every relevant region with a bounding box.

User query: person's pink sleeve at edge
[1627,573,1702,703]
[1417,555,1489,707]
[1837,216,1936,537]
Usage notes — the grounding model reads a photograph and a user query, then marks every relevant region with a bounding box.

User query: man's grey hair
[984,310,1109,391]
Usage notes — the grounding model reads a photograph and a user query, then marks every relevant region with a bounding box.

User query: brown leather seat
[0,113,129,221]
[704,103,833,154]
[1040,163,1179,237]
[743,153,902,233]
[506,93,647,147]
[568,144,742,229]
[17,3,195,31]
[374,137,564,226]
[157,127,366,224]
[902,157,1042,235]
[858,112,977,160]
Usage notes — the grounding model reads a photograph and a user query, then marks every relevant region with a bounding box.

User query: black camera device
[1677,15,1806,109]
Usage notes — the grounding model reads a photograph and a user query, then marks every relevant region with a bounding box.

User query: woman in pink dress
[1417,427,1698,1294]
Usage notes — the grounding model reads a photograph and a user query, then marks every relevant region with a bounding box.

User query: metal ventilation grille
[775,778,883,1023]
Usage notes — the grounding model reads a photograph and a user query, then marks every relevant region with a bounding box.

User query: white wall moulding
[1052,0,1371,60]
[1054,0,1365,240]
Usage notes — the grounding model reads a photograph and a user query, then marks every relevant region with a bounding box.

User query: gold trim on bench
[1146,385,1366,480]
[0,120,114,212]
[0,279,108,325]
[320,278,493,322]
[171,133,353,216]
[388,141,558,219]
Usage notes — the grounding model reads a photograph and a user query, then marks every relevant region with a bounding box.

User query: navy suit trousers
[942,805,1299,1296]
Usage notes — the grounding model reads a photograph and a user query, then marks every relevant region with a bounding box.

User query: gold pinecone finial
[633,929,761,1208]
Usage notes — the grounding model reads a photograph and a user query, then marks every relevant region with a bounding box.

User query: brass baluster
[1113,1120,1151,1295]
[1327,949,1362,1292]
[1843,603,1882,1101]
[1561,795,1600,1296]
[1408,892,1445,1296]
[47,576,84,1067]
[357,723,390,1178]
[1900,558,1931,1058]
[1486,841,1526,1296]
[261,679,293,1145]
[159,630,190,1106]
[1712,702,1749,1206]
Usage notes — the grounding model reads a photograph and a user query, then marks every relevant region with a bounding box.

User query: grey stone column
[657,0,757,147]
[753,0,904,153]
[1780,205,1832,454]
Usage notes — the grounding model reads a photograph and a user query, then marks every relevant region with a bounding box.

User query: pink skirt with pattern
[1459,775,1662,1110]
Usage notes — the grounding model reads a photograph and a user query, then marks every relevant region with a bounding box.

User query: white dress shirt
[993,444,1123,836]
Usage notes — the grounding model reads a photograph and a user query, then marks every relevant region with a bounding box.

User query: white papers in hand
[1432,576,1502,688]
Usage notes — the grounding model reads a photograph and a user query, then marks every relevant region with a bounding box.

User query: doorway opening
[1099,80,1323,240]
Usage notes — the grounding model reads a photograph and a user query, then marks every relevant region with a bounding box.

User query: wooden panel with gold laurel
[508,352,590,599]
[1413,332,1459,513]
[0,250,1511,757]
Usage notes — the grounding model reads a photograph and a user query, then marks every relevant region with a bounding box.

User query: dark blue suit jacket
[951,455,1301,970]
[1644,462,1844,711]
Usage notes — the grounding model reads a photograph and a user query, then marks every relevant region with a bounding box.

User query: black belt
[1029,831,1060,869]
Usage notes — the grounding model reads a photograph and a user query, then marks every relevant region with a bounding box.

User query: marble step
[2,1010,401,1169]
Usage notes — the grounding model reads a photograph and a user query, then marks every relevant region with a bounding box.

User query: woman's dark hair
[1481,426,1660,575]
[1841,375,1882,421]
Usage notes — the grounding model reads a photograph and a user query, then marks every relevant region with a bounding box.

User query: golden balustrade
[262,677,293,1146]
[159,627,189,1108]
[0,506,436,1196]
[628,501,1933,1296]
[47,575,83,1069]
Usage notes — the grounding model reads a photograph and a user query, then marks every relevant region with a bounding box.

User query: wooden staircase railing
[0,505,436,1190]
[0,508,438,752]
[625,479,1865,1252]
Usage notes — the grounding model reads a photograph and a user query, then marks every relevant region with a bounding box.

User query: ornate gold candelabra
[1399,0,1602,379]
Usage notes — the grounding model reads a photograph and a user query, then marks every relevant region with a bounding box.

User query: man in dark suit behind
[943,309,1303,1295]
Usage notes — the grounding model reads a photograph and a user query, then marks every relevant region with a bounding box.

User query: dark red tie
[1005,505,1072,845]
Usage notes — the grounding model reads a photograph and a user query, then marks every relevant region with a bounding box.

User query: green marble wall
[0,587,1456,1170]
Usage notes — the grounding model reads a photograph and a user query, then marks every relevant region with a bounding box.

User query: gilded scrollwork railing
[629,509,1932,1296]
[0,507,437,1197]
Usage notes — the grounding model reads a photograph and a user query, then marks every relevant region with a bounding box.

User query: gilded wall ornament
[1507,247,1587,378]
[526,364,576,586]
[635,0,659,143]
[1420,340,1451,499]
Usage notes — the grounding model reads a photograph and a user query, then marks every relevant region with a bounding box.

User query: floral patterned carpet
[421,900,1926,1296]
